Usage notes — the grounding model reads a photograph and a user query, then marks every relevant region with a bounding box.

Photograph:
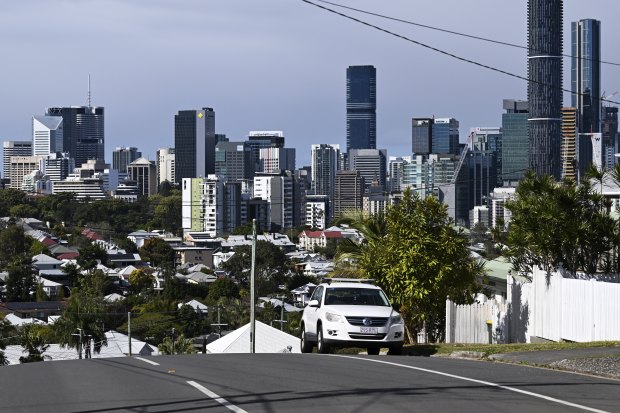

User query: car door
[304,285,323,338]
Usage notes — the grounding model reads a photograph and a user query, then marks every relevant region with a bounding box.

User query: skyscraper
[127,158,158,196]
[3,141,32,184]
[214,141,253,182]
[311,144,340,199]
[412,118,433,155]
[501,99,529,185]
[32,115,63,156]
[560,107,578,181]
[348,148,387,189]
[527,0,563,179]
[572,19,601,134]
[174,108,215,183]
[46,106,104,166]
[602,106,619,168]
[157,148,175,185]
[333,170,364,218]
[113,147,142,174]
[432,118,460,155]
[346,65,376,152]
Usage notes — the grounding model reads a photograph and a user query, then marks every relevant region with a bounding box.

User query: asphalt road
[0,354,618,413]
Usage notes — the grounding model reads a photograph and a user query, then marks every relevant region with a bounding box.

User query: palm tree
[18,324,50,363]
[332,210,387,278]
[158,333,195,355]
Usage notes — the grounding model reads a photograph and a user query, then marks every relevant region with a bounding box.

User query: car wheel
[300,324,313,353]
[387,345,403,356]
[317,324,330,354]
[367,347,380,355]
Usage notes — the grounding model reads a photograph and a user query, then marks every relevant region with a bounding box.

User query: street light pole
[250,219,256,354]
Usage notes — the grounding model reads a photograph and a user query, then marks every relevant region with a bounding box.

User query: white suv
[300,279,405,355]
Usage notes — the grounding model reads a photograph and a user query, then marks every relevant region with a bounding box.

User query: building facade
[156,148,175,185]
[127,157,157,196]
[259,147,295,174]
[346,65,376,151]
[501,99,529,185]
[214,141,253,182]
[32,115,63,156]
[333,170,364,218]
[561,107,578,181]
[46,106,104,166]
[113,147,142,174]
[3,141,32,183]
[527,0,563,179]
[432,118,460,155]
[572,19,601,135]
[174,108,215,183]
[348,148,387,189]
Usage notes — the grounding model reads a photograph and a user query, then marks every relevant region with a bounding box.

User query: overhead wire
[300,0,620,106]
[314,0,620,67]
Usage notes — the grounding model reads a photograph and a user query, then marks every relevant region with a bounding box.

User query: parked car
[300,278,404,355]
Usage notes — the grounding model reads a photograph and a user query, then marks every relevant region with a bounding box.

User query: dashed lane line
[187,380,248,413]
[135,357,160,366]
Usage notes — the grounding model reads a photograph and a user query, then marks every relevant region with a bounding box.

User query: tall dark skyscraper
[174,108,215,183]
[46,106,104,166]
[527,0,563,179]
[502,99,529,185]
[412,118,433,155]
[572,19,601,135]
[346,65,376,152]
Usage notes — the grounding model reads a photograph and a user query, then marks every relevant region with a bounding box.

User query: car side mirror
[308,299,320,308]
[391,303,401,312]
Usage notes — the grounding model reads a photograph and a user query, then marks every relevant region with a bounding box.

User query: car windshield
[324,287,390,306]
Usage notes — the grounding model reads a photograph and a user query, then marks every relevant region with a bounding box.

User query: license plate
[360,327,378,334]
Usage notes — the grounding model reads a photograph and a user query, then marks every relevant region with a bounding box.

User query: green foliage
[18,324,50,363]
[206,278,240,304]
[35,283,49,302]
[0,224,29,268]
[504,171,615,277]
[5,256,37,302]
[79,269,114,297]
[177,304,208,338]
[53,289,108,357]
[128,268,155,295]
[157,333,195,355]
[62,263,81,288]
[221,241,291,296]
[139,238,175,269]
[336,189,482,342]
[117,313,178,344]
[285,273,318,292]
[313,238,338,259]
[0,188,30,217]
[77,243,108,271]
[0,319,15,366]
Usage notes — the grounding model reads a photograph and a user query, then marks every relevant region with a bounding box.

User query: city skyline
[1,1,619,169]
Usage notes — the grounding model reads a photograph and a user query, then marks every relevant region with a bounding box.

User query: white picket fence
[446,267,620,343]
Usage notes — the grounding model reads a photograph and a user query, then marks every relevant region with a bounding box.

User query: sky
[1,0,619,169]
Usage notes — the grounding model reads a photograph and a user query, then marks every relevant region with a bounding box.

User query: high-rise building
[346,65,376,151]
[46,106,104,166]
[40,153,74,184]
[561,107,578,181]
[432,118,460,155]
[471,127,503,187]
[127,158,158,196]
[501,99,529,185]
[32,115,63,156]
[9,156,44,190]
[246,131,285,174]
[3,141,32,183]
[305,194,329,230]
[113,147,142,174]
[311,144,340,201]
[156,148,175,184]
[388,156,410,192]
[259,147,296,174]
[333,170,364,218]
[215,141,253,182]
[253,173,294,232]
[412,118,433,155]
[348,148,387,189]
[174,108,215,183]
[602,106,619,168]
[527,0,563,179]
[572,19,601,135]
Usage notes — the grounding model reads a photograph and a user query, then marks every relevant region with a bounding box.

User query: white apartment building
[157,148,175,184]
[32,115,63,156]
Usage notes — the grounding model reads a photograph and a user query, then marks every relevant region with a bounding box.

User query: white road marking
[187,380,248,413]
[135,357,160,366]
[332,355,612,413]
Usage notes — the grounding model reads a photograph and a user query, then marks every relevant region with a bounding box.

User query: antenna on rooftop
[87,74,92,107]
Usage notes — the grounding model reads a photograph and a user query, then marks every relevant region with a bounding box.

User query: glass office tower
[572,19,601,134]
[346,65,376,152]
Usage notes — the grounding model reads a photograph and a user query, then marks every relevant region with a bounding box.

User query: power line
[301,0,620,106]
[314,0,620,67]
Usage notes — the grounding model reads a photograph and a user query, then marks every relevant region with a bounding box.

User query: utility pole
[250,219,256,354]
[128,312,132,357]
[72,328,84,359]
[171,328,176,354]
[211,303,228,338]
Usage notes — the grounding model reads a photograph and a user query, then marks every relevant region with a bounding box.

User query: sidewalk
[488,346,620,379]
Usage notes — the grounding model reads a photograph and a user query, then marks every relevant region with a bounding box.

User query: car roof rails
[323,278,375,285]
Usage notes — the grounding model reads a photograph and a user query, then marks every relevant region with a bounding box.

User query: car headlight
[390,313,403,324]
[325,312,343,322]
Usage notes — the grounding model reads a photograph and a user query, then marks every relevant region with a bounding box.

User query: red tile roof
[56,252,80,260]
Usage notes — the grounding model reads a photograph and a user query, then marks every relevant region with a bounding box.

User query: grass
[401,341,620,358]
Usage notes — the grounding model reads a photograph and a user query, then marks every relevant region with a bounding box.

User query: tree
[338,189,482,341]
[0,319,15,366]
[157,333,195,355]
[77,243,108,271]
[139,238,175,269]
[221,241,290,296]
[128,268,155,295]
[0,224,29,267]
[504,171,614,277]
[18,324,50,363]
[5,257,37,302]
[53,290,108,358]
[206,278,240,303]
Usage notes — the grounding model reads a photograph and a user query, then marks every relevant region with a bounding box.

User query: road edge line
[187,380,248,413]
[135,357,160,366]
